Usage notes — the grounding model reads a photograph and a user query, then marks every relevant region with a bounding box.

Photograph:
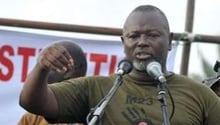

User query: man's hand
[37,43,74,73]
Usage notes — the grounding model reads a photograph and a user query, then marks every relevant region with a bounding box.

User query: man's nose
[137,35,150,46]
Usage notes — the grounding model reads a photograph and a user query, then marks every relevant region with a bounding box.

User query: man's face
[122,11,171,71]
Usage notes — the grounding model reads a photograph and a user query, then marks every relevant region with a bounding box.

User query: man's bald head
[123,5,170,34]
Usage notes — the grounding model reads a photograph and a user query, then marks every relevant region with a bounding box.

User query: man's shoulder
[170,73,199,82]
[168,73,205,86]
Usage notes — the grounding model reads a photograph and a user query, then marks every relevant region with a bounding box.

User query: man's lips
[135,52,151,59]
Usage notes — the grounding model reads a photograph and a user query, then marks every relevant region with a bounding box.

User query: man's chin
[133,58,158,71]
[133,61,146,71]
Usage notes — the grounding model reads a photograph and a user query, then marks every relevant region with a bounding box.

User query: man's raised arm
[19,43,74,119]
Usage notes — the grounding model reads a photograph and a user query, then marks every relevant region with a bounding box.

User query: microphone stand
[87,74,123,125]
[157,77,170,125]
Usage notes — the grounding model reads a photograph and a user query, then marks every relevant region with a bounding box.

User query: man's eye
[128,34,139,41]
[148,33,159,38]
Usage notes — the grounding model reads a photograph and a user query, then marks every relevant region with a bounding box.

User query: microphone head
[146,61,163,79]
[117,59,133,75]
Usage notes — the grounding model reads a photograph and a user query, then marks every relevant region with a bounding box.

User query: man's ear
[121,36,124,44]
[168,32,174,50]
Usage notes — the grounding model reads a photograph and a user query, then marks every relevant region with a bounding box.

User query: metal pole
[1,18,220,43]
[180,0,195,75]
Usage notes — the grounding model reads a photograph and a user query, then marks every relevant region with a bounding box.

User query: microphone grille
[118,59,133,74]
[146,61,162,78]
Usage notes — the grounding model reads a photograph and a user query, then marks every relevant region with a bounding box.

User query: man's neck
[128,69,172,83]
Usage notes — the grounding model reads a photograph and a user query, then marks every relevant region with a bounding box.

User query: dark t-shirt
[49,74,220,125]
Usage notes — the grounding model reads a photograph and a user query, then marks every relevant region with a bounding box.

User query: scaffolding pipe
[0,18,220,43]
[180,0,195,75]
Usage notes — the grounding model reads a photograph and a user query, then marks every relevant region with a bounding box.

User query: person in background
[203,77,220,97]
[19,5,220,125]
[17,40,87,125]
[203,60,220,97]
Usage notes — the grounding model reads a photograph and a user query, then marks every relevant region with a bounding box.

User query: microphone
[146,61,166,83]
[87,59,132,125]
[116,59,133,75]
[146,61,170,125]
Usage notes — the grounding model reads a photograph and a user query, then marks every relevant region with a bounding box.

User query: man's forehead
[123,11,169,33]
[126,11,163,24]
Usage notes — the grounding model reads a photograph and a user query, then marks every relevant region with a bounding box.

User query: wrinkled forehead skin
[123,10,170,36]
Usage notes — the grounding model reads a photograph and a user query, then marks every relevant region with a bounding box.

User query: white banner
[0,29,177,125]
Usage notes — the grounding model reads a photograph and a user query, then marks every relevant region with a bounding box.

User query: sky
[0,0,220,76]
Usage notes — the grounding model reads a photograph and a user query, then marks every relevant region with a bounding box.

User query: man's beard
[133,60,147,72]
[133,58,159,72]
